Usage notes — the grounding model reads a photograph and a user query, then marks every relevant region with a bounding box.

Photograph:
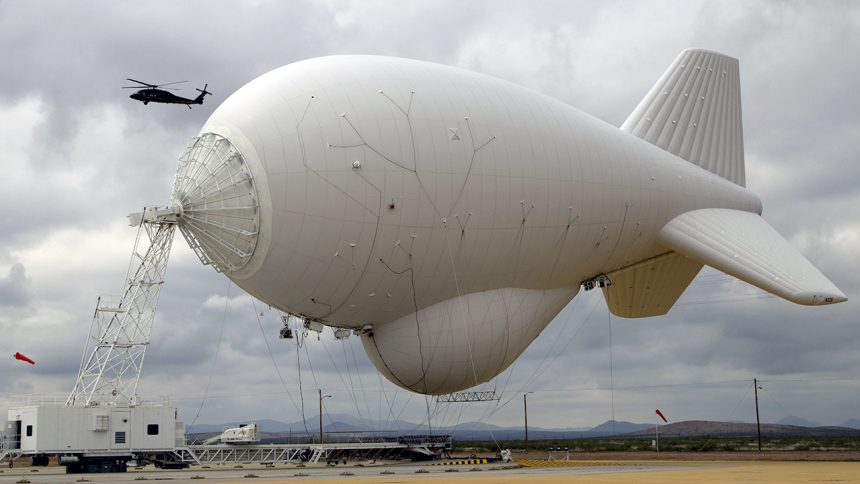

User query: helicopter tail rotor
[194,84,212,104]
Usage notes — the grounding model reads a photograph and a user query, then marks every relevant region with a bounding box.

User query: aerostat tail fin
[623,49,745,186]
[602,252,703,318]
[658,209,847,305]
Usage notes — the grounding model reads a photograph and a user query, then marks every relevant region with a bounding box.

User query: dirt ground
[497,450,860,461]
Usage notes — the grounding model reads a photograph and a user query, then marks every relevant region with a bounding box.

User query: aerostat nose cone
[171,133,260,273]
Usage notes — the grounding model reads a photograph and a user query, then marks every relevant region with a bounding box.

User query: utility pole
[754,378,762,452]
[524,392,533,453]
[317,388,324,445]
[318,389,331,445]
[428,399,433,436]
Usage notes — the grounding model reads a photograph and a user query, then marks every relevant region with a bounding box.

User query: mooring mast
[67,208,177,407]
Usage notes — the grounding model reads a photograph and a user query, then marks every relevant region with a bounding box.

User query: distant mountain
[188,413,416,434]
[841,419,860,430]
[776,416,820,427]
[589,420,653,436]
[189,417,860,441]
[188,418,296,434]
[443,421,515,431]
[190,416,603,441]
[626,420,860,438]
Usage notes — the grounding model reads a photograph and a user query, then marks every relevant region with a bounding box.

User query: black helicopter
[123,78,211,108]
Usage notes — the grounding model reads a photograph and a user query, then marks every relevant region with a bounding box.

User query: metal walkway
[177,437,451,465]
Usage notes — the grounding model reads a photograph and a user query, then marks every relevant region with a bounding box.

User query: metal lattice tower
[67,209,177,406]
[436,391,500,403]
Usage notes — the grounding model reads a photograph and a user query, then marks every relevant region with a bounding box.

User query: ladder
[307,446,326,464]
[0,448,22,465]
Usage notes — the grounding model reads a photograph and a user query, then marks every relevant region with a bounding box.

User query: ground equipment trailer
[4,402,186,472]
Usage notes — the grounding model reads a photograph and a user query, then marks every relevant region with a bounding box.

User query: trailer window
[26,425,33,437]
[147,424,159,435]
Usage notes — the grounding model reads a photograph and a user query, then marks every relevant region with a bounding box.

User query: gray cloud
[0,263,31,306]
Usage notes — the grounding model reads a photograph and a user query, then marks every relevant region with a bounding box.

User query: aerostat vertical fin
[602,252,703,318]
[623,49,745,186]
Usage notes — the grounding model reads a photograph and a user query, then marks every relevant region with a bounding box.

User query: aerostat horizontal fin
[658,209,846,305]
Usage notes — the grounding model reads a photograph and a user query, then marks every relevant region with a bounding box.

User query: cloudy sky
[1,0,858,435]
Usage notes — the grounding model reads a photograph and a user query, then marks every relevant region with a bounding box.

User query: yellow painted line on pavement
[517,459,637,467]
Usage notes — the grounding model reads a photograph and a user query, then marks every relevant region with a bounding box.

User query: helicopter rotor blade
[126,78,157,88]
[122,86,180,90]
[123,79,186,89]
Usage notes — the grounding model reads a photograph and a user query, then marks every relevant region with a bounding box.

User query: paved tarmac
[1,460,858,483]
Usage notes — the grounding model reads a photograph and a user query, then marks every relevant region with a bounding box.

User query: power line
[187,279,232,433]
[249,297,311,439]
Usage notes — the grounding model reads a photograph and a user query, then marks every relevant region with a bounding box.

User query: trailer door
[110,410,130,450]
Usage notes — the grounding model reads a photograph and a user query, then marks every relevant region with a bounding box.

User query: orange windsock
[655,409,668,423]
[13,352,35,365]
